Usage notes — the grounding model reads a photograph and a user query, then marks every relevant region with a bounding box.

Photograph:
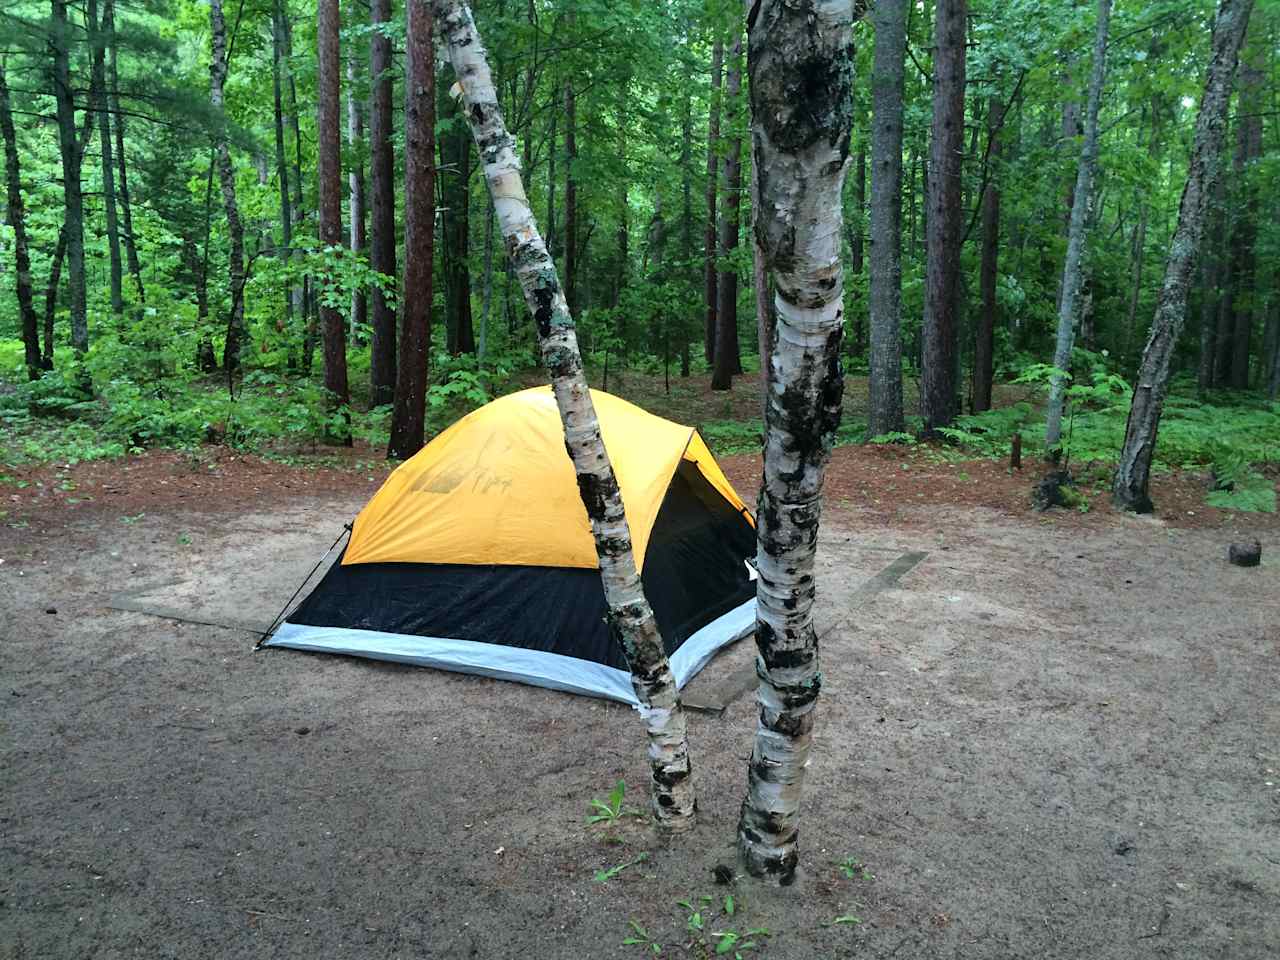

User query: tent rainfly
[261,387,758,703]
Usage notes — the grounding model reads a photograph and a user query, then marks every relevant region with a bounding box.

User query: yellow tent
[346,386,752,570]
[264,387,758,703]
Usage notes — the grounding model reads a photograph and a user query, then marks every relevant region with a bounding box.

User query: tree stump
[1227,540,1261,567]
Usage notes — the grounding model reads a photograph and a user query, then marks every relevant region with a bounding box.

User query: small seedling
[837,857,874,882]
[723,894,735,917]
[833,915,863,925]
[710,928,769,957]
[120,512,145,524]
[595,851,649,883]
[588,779,644,825]
[622,920,662,954]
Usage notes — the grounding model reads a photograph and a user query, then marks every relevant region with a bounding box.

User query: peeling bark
[867,0,906,436]
[1044,0,1111,453]
[432,0,697,828]
[740,0,853,884]
[1113,0,1254,513]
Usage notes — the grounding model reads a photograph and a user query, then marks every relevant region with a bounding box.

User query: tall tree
[317,0,351,442]
[973,93,1001,414]
[739,0,853,884]
[563,77,578,317]
[433,0,697,828]
[1043,0,1112,453]
[210,0,247,372]
[87,0,123,316]
[919,0,966,435]
[441,97,476,354]
[711,28,744,391]
[50,0,88,355]
[369,0,397,406]
[1112,0,1255,513]
[347,54,368,338]
[0,60,40,379]
[271,0,295,354]
[1226,20,1264,389]
[866,0,906,436]
[105,0,143,302]
[387,0,435,459]
[704,37,723,365]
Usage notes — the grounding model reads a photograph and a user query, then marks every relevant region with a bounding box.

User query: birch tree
[1112,0,1255,512]
[431,0,697,829]
[739,0,854,884]
[1043,0,1111,453]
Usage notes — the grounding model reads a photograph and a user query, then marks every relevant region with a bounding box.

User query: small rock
[712,864,735,885]
[294,726,311,736]
[1227,540,1261,568]
[45,607,57,615]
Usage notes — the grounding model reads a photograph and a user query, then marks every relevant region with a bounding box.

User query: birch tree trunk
[704,38,723,365]
[210,0,247,373]
[51,0,88,355]
[369,0,398,405]
[1112,0,1254,513]
[386,0,435,460]
[919,0,967,435]
[867,0,906,437]
[1043,0,1111,453]
[317,0,351,442]
[432,0,697,828]
[0,61,40,379]
[739,0,853,884]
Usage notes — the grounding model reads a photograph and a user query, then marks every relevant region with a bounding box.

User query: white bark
[1043,0,1112,452]
[432,0,696,828]
[739,0,854,884]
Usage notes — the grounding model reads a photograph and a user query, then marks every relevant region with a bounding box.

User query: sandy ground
[2,487,1278,959]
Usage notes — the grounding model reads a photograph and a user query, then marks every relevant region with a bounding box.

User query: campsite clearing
[2,450,1278,959]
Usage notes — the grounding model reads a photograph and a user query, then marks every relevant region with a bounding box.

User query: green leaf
[723,894,735,916]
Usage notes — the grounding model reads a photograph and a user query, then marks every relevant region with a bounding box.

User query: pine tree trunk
[1113,0,1254,513]
[1197,173,1227,391]
[974,94,1001,414]
[1227,22,1263,389]
[866,0,907,437]
[87,0,123,317]
[347,54,368,339]
[369,0,398,406]
[851,147,865,277]
[1043,0,1111,453]
[42,225,66,368]
[680,52,694,378]
[711,30,744,391]
[210,0,247,373]
[281,4,311,372]
[386,0,435,459]
[271,0,295,351]
[1124,207,1147,365]
[738,0,854,884]
[919,0,967,435]
[564,78,578,317]
[105,0,143,302]
[432,0,697,828]
[51,0,88,355]
[442,98,475,355]
[0,62,40,379]
[704,38,723,365]
[317,0,351,443]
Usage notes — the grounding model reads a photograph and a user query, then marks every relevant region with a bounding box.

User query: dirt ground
[2,449,1278,959]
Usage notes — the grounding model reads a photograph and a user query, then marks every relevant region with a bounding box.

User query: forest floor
[3,431,1279,959]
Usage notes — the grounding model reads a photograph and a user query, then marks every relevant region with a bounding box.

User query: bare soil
[2,449,1278,959]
